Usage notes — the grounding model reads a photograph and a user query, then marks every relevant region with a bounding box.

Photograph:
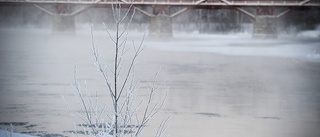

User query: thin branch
[116,30,147,102]
[72,65,97,135]
[119,6,136,38]
[103,23,116,44]
[155,116,170,137]
[91,27,116,100]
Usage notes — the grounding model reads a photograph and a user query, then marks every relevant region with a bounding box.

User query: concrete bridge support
[52,15,75,32]
[252,7,278,38]
[253,16,277,38]
[149,15,173,37]
[32,4,87,33]
[237,7,287,38]
[147,6,173,37]
[52,4,75,33]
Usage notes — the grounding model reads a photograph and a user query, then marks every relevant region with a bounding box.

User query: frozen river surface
[0,28,320,137]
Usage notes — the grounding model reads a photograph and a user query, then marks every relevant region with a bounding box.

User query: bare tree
[63,3,168,137]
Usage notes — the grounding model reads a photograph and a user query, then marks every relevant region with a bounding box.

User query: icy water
[0,28,320,137]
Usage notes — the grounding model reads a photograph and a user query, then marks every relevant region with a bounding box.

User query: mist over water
[0,25,319,137]
[150,31,320,61]
[0,5,320,137]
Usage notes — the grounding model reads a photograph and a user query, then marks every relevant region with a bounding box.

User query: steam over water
[0,28,320,137]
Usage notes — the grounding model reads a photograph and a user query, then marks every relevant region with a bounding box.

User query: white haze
[0,129,34,137]
[0,26,320,137]
[147,30,320,62]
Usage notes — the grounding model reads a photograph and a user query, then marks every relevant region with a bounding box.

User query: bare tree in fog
[63,3,168,137]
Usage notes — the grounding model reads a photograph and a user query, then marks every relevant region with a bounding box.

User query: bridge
[1,0,320,37]
[1,0,319,6]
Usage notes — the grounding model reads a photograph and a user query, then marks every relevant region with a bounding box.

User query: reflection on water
[0,28,320,137]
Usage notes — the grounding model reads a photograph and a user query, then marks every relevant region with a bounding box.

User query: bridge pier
[149,15,173,37]
[32,4,91,33]
[52,4,75,33]
[148,6,173,37]
[52,15,75,33]
[252,7,278,38]
[253,16,277,38]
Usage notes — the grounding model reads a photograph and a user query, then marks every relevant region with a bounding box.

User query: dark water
[0,28,320,137]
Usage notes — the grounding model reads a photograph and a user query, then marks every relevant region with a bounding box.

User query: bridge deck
[0,0,320,7]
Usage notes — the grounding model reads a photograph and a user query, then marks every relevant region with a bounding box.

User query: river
[0,28,320,137]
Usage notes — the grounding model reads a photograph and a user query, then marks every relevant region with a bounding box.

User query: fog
[1,5,319,33]
[0,5,320,137]
[150,30,320,61]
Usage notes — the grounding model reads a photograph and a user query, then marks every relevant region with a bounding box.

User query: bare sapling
[63,3,168,137]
